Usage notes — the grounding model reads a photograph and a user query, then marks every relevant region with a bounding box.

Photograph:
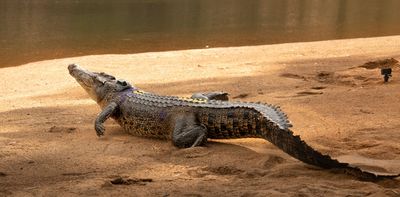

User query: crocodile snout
[68,64,78,74]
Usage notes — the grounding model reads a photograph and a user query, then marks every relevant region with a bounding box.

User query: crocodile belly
[117,103,173,139]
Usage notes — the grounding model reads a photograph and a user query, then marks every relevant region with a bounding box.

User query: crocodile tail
[258,117,400,181]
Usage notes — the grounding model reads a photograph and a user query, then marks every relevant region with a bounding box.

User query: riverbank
[1,36,400,196]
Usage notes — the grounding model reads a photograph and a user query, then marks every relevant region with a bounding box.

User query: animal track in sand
[359,58,399,69]
[108,176,153,186]
[263,155,286,169]
[188,166,270,179]
[311,86,327,90]
[280,73,307,81]
[171,147,211,158]
[187,166,245,178]
[48,126,77,133]
[282,69,385,87]
[296,91,324,96]
[203,165,244,176]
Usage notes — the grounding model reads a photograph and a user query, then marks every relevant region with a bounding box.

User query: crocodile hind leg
[172,114,207,148]
[191,92,229,101]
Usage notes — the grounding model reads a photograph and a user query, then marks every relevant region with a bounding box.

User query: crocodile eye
[117,80,127,86]
[94,76,106,85]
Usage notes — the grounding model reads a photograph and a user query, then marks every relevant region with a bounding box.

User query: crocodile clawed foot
[95,123,105,137]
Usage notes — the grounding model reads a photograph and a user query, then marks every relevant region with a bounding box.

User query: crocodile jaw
[68,64,97,92]
[68,64,133,104]
[68,63,101,101]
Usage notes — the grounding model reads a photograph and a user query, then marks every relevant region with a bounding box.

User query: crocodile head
[68,64,132,104]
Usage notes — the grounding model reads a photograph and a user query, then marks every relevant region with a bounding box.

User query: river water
[1,0,400,67]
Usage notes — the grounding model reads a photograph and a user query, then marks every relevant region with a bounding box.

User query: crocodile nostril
[68,64,78,72]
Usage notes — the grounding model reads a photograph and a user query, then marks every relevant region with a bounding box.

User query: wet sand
[1,36,400,196]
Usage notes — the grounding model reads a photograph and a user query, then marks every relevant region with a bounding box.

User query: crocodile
[68,64,399,181]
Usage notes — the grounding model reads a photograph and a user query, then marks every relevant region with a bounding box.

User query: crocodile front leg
[94,102,118,136]
[191,92,229,101]
[172,114,208,148]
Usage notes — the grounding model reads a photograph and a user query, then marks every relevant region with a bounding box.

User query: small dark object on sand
[381,68,392,83]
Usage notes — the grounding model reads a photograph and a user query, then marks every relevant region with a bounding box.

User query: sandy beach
[1,36,400,196]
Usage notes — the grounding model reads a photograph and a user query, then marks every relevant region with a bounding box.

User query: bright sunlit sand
[1,36,400,195]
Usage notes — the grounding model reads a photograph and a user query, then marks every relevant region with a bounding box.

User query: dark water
[1,0,400,68]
